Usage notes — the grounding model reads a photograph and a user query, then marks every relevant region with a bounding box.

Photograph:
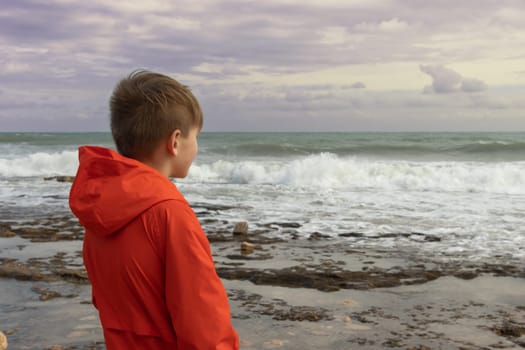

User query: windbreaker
[69,146,239,350]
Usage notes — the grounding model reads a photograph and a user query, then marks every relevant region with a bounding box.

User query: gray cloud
[199,87,525,132]
[461,78,488,93]
[348,82,366,89]
[420,65,462,93]
[420,65,488,94]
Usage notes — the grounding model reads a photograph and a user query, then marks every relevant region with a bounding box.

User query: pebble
[233,222,249,236]
[263,339,284,348]
[48,345,64,350]
[241,241,254,254]
[0,331,8,350]
[341,299,357,306]
[240,340,253,346]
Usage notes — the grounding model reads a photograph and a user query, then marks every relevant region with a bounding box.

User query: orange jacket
[69,146,239,350]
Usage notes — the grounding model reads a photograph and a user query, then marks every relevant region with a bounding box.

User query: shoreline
[1,213,524,349]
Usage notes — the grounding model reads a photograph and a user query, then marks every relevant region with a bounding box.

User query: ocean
[1,132,524,261]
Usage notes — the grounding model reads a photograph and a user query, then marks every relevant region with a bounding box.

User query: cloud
[420,64,487,94]
[198,85,525,132]
[1,61,32,74]
[0,0,524,131]
[355,17,410,32]
[349,82,366,89]
[461,78,487,92]
[420,65,462,93]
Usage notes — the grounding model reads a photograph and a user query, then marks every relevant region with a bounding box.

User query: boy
[69,70,240,349]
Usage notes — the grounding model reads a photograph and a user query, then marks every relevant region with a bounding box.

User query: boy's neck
[140,152,172,178]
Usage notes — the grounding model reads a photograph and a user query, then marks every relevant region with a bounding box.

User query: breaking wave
[2,150,524,195]
[189,153,525,194]
[0,151,78,177]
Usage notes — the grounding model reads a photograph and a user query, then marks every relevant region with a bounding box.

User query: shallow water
[0,279,102,350]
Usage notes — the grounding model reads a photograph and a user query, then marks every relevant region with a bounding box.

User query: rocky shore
[1,204,524,349]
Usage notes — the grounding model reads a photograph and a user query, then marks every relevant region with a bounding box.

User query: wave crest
[190,153,525,194]
[0,151,78,177]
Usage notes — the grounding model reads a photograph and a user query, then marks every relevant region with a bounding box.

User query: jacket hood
[69,146,184,236]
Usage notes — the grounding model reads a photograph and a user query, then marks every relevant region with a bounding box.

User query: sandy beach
[1,205,524,350]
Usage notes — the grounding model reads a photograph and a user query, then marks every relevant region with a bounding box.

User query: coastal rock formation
[0,258,88,283]
[3,212,525,349]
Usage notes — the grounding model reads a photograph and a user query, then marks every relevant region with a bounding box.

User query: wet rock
[0,331,7,350]
[383,338,403,347]
[206,233,232,243]
[0,258,89,284]
[226,254,273,261]
[0,231,16,238]
[54,268,89,283]
[48,345,65,350]
[492,319,525,338]
[0,259,48,281]
[272,306,333,322]
[339,232,364,238]
[262,222,302,231]
[192,202,238,211]
[30,286,76,301]
[217,264,446,292]
[308,232,331,240]
[233,222,248,236]
[240,241,254,254]
[454,270,478,280]
[32,286,62,301]
[516,335,525,347]
[423,235,441,242]
[15,227,58,242]
[479,262,525,278]
[348,338,375,346]
[229,289,333,322]
[242,236,286,244]
[0,223,16,238]
[44,176,75,183]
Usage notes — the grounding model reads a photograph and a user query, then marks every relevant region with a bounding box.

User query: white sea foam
[190,153,525,195]
[0,151,78,177]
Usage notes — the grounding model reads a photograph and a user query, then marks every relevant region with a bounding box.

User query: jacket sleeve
[163,200,239,350]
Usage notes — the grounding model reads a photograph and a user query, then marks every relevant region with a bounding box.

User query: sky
[1,0,524,132]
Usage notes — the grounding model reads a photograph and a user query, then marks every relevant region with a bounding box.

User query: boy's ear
[167,129,182,156]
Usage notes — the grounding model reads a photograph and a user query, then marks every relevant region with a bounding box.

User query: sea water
[0,132,524,261]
